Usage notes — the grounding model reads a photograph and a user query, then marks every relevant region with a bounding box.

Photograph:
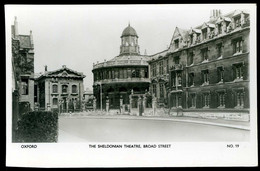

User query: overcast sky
[5,4,253,90]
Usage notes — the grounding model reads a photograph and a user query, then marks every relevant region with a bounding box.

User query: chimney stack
[44,65,48,72]
[30,30,34,48]
[210,9,222,21]
[14,16,19,38]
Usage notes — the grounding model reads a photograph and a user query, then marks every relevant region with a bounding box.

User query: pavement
[59,112,250,131]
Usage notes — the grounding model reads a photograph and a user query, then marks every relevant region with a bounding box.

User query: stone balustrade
[94,77,150,85]
[93,59,148,69]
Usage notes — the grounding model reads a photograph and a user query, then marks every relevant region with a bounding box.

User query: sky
[5,4,253,90]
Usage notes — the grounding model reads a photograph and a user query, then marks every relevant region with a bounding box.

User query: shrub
[19,101,32,115]
[51,108,59,114]
[16,111,59,142]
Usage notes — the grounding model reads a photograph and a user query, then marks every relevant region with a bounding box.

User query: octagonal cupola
[120,23,140,56]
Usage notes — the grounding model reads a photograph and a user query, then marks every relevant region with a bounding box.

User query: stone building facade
[35,65,85,112]
[148,10,250,120]
[92,24,150,110]
[11,17,35,110]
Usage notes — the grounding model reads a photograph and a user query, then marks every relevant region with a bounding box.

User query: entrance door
[63,97,67,112]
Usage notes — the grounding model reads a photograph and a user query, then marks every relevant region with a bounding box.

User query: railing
[93,59,148,69]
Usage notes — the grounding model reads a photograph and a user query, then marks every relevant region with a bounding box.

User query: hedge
[16,111,59,142]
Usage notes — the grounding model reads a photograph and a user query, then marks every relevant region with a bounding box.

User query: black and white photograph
[5,4,257,167]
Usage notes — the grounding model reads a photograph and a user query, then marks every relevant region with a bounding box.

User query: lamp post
[99,82,102,111]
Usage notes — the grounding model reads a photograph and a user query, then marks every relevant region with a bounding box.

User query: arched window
[53,98,58,106]
[52,84,58,93]
[72,85,77,93]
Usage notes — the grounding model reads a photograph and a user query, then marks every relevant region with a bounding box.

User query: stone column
[93,97,96,111]
[143,95,146,111]
[137,96,142,116]
[73,100,76,113]
[58,100,62,114]
[81,100,85,112]
[152,95,157,116]
[66,99,69,113]
[61,100,64,113]
[129,95,132,115]
[120,95,123,114]
[106,97,109,114]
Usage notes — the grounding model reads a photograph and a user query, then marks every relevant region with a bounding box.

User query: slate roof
[111,54,150,61]
[149,49,168,61]
[148,9,250,61]
[177,27,189,41]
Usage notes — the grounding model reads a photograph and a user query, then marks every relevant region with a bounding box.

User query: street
[58,115,250,142]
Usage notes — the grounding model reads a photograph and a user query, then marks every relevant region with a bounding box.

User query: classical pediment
[44,66,85,78]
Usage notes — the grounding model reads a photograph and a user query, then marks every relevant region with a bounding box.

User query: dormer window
[174,39,179,49]
[202,28,208,40]
[190,34,193,45]
[217,23,222,34]
[234,15,241,28]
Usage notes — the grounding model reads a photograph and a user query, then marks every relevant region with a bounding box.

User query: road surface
[58,116,249,142]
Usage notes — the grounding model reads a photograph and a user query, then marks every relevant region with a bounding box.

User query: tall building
[11,17,35,110]
[148,10,250,120]
[92,24,150,110]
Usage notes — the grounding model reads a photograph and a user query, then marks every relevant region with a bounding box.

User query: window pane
[53,85,58,93]
[53,98,58,105]
[72,85,77,93]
